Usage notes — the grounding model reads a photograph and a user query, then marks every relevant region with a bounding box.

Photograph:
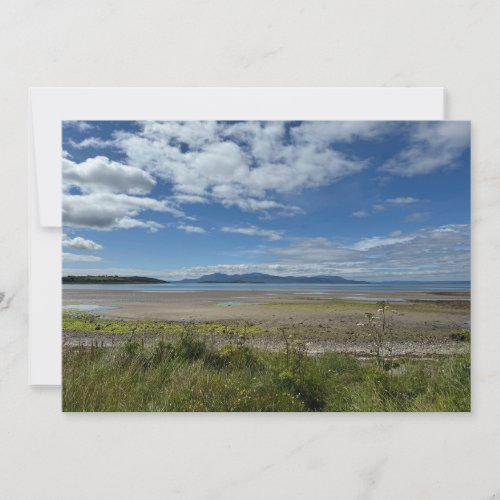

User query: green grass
[63,334,470,412]
[63,312,267,335]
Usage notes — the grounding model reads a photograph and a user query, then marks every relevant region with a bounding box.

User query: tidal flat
[63,289,470,358]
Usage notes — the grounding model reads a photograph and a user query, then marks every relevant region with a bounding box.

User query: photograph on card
[61,120,470,412]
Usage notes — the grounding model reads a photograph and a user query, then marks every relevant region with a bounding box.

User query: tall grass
[63,332,470,412]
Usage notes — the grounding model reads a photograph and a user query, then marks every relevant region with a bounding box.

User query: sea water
[63,282,470,293]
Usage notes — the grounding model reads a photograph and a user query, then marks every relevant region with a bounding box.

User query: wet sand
[63,289,470,357]
[63,288,469,321]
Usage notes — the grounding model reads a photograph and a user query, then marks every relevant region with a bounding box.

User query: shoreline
[63,289,470,357]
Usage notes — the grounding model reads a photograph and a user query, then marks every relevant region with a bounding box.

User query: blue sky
[62,120,470,281]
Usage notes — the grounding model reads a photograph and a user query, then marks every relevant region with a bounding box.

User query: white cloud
[223,197,302,216]
[405,212,431,222]
[63,234,103,251]
[62,155,185,232]
[63,252,102,262]
[177,224,206,234]
[115,217,164,232]
[352,235,415,251]
[221,225,284,241]
[63,193,181,231]
[113,121,369,215]
[381,122,470,176]
[68,137,116,150]
[63,156,156,195]
[290,121,390,145]
[63,121,94,132]
[173,194,210,204]
[352,210,368,217]
[432,224,468,233]
[386,197,419,204]
[372,204,386,212]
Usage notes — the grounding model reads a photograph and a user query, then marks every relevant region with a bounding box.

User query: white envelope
[30,87,445,385]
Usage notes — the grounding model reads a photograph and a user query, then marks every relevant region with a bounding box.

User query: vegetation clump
[450,329,471,342]
[357,301,394,370]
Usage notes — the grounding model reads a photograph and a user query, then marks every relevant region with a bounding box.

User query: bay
[63,281,470,292]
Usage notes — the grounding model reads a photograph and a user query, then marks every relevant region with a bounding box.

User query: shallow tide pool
[216,301,267,306]
[340,296,406,302]
[63,304,116,312]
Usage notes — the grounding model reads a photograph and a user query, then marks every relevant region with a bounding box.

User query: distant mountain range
[63,273,470,286]
[176,273,370,284]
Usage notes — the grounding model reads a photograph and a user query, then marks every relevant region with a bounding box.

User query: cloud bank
[64,224,470,281]
[64,121,469,231]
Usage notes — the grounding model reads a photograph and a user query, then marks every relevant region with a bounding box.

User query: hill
[63,275,168,284]
[177,273,370,284]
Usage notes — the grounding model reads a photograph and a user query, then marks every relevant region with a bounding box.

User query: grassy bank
[63,332,470,412]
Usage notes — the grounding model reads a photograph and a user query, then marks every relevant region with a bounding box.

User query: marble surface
[1,1,499,498]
